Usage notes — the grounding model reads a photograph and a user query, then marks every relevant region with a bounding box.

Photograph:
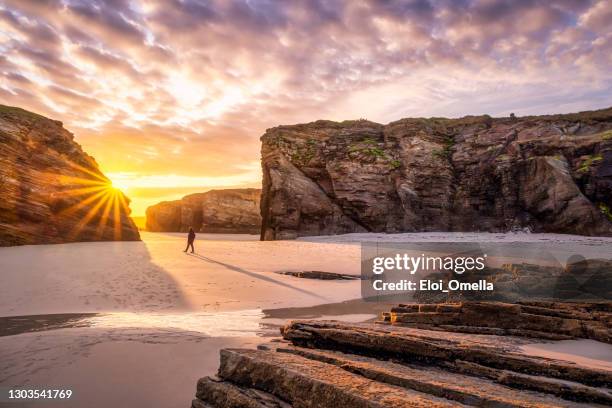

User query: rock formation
[260,108,612,239]
[0,105,139,246]
[384,301,611,343]
[406,259,612,304]
[192,301,612,407]
[146,188,261,233]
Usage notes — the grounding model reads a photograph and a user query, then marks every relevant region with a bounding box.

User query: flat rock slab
[276,345,609,407]
[281,320,612,387]
[194,376,291,408]
[217,348,465,407]
[192,303,612,407]
[276,271,360,280]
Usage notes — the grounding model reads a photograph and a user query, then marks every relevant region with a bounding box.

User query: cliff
[146,188,261,233]
[260,108,612,239]
[0,105,140,246]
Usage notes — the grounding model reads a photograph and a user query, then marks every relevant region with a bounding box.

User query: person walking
[184,227,196,253]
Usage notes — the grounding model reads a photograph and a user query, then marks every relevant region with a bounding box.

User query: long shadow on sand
[0,239,193,316]
[187,253,327,300]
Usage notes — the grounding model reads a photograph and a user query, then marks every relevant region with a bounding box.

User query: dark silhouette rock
[260,108,612,239]
[146,188,261,233]
[276,270,360,280]
[409,259,612,304]
[0,105,139,246]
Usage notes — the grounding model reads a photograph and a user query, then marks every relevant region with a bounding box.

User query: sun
[110,178,130,193]
[106,173,134,193]
[47,160,133,240]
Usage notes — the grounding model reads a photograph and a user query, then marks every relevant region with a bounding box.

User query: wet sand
[0,232,367,407]
[0,301,383,407]
[1,232,611,407]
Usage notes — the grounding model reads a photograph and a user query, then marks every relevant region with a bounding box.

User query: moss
[348,137,382,154]
[577,154,603,173]
[365,147,385,157]
[390,159,402,169]
[347,137,401,168]
[290,139,318,165]
[0,104,47,121]
[291,149,315,164]
[432,135,455,160]
[600,130,612,140]
[600,203,612,222]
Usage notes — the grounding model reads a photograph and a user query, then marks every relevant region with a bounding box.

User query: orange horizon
[2,1,610,218]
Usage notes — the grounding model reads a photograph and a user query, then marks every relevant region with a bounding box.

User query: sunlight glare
[110,178,131,193]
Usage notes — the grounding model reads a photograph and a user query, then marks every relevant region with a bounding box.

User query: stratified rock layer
[384,301,612,343]
[260,108,612,239]
[146,189,261,233]
[0,105,139,246]
[192,302,612,407]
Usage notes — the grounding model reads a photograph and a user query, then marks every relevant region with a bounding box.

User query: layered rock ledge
[146,188,261,233]
[260,108,612,239]
[0,105,139,246]
[192,301,612,407]
[384,301,611,343]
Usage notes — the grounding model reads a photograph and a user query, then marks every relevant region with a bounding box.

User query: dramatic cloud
[0,0,610,214]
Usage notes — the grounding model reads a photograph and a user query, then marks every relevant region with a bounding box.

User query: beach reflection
[87,310,265,337]
[0,298,386,339]
[0,309,266,338]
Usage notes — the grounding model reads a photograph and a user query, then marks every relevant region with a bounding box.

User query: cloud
[1,0,611,214]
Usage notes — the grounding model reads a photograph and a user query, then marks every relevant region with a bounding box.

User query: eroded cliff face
[146,189,261,234]
[0,105,140,246]
[260,108,612,240]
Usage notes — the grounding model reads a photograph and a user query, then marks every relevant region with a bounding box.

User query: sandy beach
[1,231,611,407]
[0,232,363,317]
[0,232,367,407]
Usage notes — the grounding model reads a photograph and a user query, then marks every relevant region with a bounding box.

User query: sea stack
[146,188,261,234]
[0,105,140,246]
[260,108,612,240]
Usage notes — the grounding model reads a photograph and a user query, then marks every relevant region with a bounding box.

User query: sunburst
[47,160,132,240]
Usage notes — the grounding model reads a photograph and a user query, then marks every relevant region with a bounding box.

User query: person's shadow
[187,253,328,300]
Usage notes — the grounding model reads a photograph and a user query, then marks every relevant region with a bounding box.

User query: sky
[1,0,611,216]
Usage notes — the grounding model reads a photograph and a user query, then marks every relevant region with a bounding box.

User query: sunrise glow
[1,0,610,216]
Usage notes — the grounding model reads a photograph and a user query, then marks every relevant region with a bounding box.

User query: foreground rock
[0,105,139,246]
[146,188,261,233]
[193,302,612,407]
[260,108,612,239]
